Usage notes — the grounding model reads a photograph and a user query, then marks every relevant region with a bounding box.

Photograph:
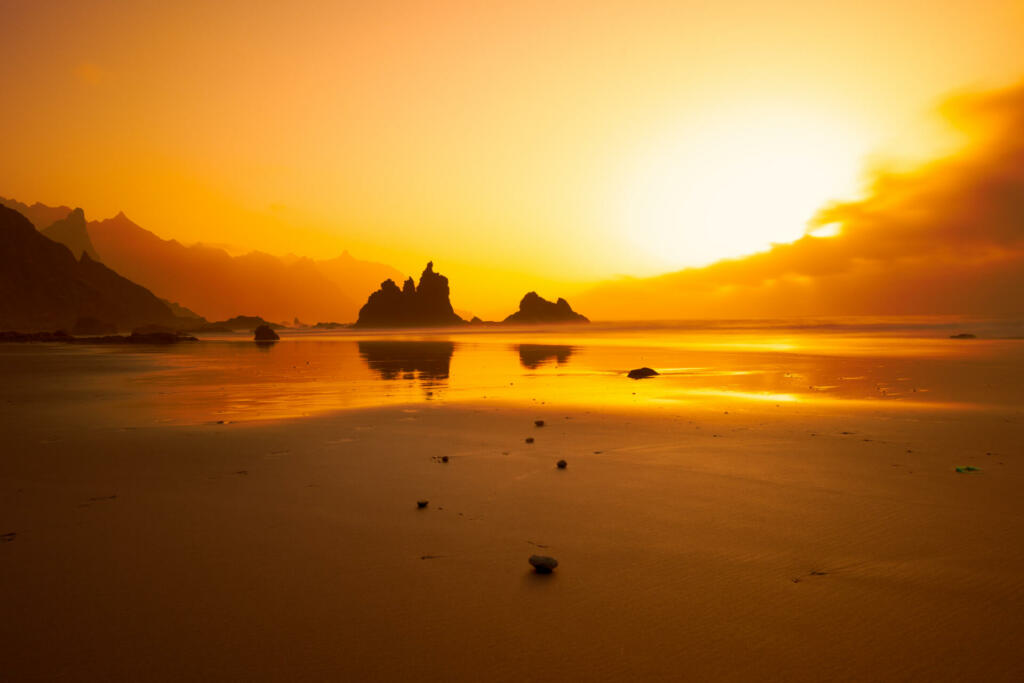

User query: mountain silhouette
[355,262,466,327]
[503,292,589,323]
[0,196,72,230]
[311,251,405,304]
[85,211,399,323]
[0,205,181,331]
[41,208,100,261]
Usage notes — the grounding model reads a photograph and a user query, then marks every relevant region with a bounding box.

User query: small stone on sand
[525,437,534,444]
[441,455,449,463]
[417,500,429,509]
[535,420,545,427]
[627,367,659,379]
[529,555,559,573]
[556,459,567,469]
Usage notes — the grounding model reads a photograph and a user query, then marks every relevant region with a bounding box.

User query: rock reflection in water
[517,344,574,369]
[358,341,455,381]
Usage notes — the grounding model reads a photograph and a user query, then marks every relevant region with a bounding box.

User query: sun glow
[619,105,868,269]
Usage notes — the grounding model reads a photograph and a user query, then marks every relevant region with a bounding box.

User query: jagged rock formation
[0,205,182,332]
[41,208,100,261]
[355,262,466,328]
[503,292,589,324]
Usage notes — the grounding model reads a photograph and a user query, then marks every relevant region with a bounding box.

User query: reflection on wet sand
[358,340,456,381]
[2,326,1022,425]
[517,344,574,369]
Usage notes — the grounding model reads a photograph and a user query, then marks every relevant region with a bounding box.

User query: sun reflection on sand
[2,323,1021,425]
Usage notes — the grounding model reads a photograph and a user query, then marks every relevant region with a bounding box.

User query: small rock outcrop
[354,262,465,328]
[503,292,588,324]
[529,555,559,574]
[254,324,280,341]
[627,367,659,379]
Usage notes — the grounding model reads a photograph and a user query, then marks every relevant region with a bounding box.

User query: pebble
[529,555,559,573]
[627,367,659,379]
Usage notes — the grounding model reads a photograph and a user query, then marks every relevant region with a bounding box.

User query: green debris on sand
[955,466,981,473]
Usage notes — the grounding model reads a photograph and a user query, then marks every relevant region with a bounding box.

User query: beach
[2,324,1023,681]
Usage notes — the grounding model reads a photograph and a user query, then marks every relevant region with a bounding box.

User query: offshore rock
[355,262,465,328]
[503,292,588,324]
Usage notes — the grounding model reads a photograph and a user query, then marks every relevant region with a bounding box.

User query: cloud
[579,79,1024,318]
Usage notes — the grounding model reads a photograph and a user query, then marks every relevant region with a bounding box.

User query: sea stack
[354,262,465,328]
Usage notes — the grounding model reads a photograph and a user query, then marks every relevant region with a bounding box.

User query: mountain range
[0,197,403,324]
[0,205,180,331]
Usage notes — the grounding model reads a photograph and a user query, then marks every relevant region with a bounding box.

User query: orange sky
[2,0,1024,317]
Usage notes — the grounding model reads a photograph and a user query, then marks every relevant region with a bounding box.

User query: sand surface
[2,329,1024,681]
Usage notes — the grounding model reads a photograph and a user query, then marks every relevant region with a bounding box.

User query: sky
[2,0,1024,316]
[578,79,1024,318]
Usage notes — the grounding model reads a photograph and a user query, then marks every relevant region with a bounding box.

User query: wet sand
[2,327,1024,680]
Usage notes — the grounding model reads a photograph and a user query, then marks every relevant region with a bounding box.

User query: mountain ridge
[0,205,181,332]
[2,196,405,324]
[41,207,100,261]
